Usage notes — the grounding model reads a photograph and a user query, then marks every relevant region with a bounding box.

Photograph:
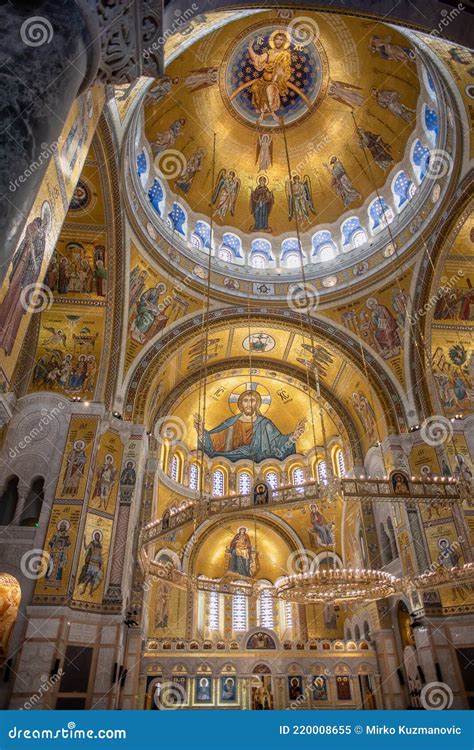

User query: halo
[91,528,103,542]
[105,453,114,463]
[228,382,271,415]
[73,439,85,450]
[57,519,70,531]
[269,29,291,49]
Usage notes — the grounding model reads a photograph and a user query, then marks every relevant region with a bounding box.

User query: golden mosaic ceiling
[142,10,422,237]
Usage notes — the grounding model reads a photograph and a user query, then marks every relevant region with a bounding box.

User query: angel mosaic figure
[286,174,316,224]
[256,133,273,171]
[211,169,241,219]
[371,88,415,122]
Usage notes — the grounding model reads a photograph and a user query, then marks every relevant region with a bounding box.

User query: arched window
[335,450,346,478]
[317,461,327,484]
[148,178,164,216]
[392,171,416,210]
[137,151,149,189]
[265,471,278,490]
[218,246,232,262]
[212,469,225,497]
[251,253,266,269]
[257,587,275,629]
[284,600,293,629]
[387,516,398,559]
[285,252,301,268]
[411,140,430,183]
[20,477,45,527]
[354,624,361,641]
[191,220,211,250]
[0,476,19,526]
[423,104,439,144]
[189,463,199,491]
[281,238,302,268]
[222,233,243,258]
[250,239,273,268]
[341,217,367,249]
[292,467,305,493]
[312,231,337,261]
[167,203,187,235]
[238,471,251,495]
[368,197,394,234]
[208,591,220,631]
[232,593,248,631]
[169,454,180,482]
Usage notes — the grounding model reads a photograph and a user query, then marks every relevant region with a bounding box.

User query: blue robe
[200,414,296,463]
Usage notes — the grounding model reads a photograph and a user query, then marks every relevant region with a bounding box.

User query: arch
[167,202,187,235]
[368,197,394,234]
[20,476,45,527]
[314,552,342,570]
[392,170,416,210]
[312,230,337,261]
[221,233,242,258]
[0,476,19,526]
[423,104,439,144]
[238,470,251,495]
[264,469,279,490]
[411,139,430,183]
[188,462,199,491]
[212,468,225,496]
[148,178,164,216]
[250,238,273,268]
[341,217,367,249]
[281,238,302,268]
[137,150,149,189]
[124,310,407,438]
[191,220,211,251]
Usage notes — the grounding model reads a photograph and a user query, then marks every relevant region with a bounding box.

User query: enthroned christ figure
[247,30,292,124]
[194,389,306,463]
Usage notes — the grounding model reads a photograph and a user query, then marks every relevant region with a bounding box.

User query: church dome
[127,9,457,301]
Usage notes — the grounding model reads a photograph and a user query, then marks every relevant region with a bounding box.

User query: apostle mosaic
[45,520,71,585]
[78,530,103,596]
[371,88,415,122]
[130,283,168,343]
[324,157,360,207]
[194,384,306,463]
[92,454,118,511]
[366,297,401,357]
[175,148,206,193]
[195,676,212,703]
[357,128,394,171]
[151,118,186,157]
[369,35,416,63]
[309,503,333,546]
[119,460,137,503]
[62,440,87,496]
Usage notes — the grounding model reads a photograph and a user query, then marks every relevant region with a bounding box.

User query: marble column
[0,0,163,283]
